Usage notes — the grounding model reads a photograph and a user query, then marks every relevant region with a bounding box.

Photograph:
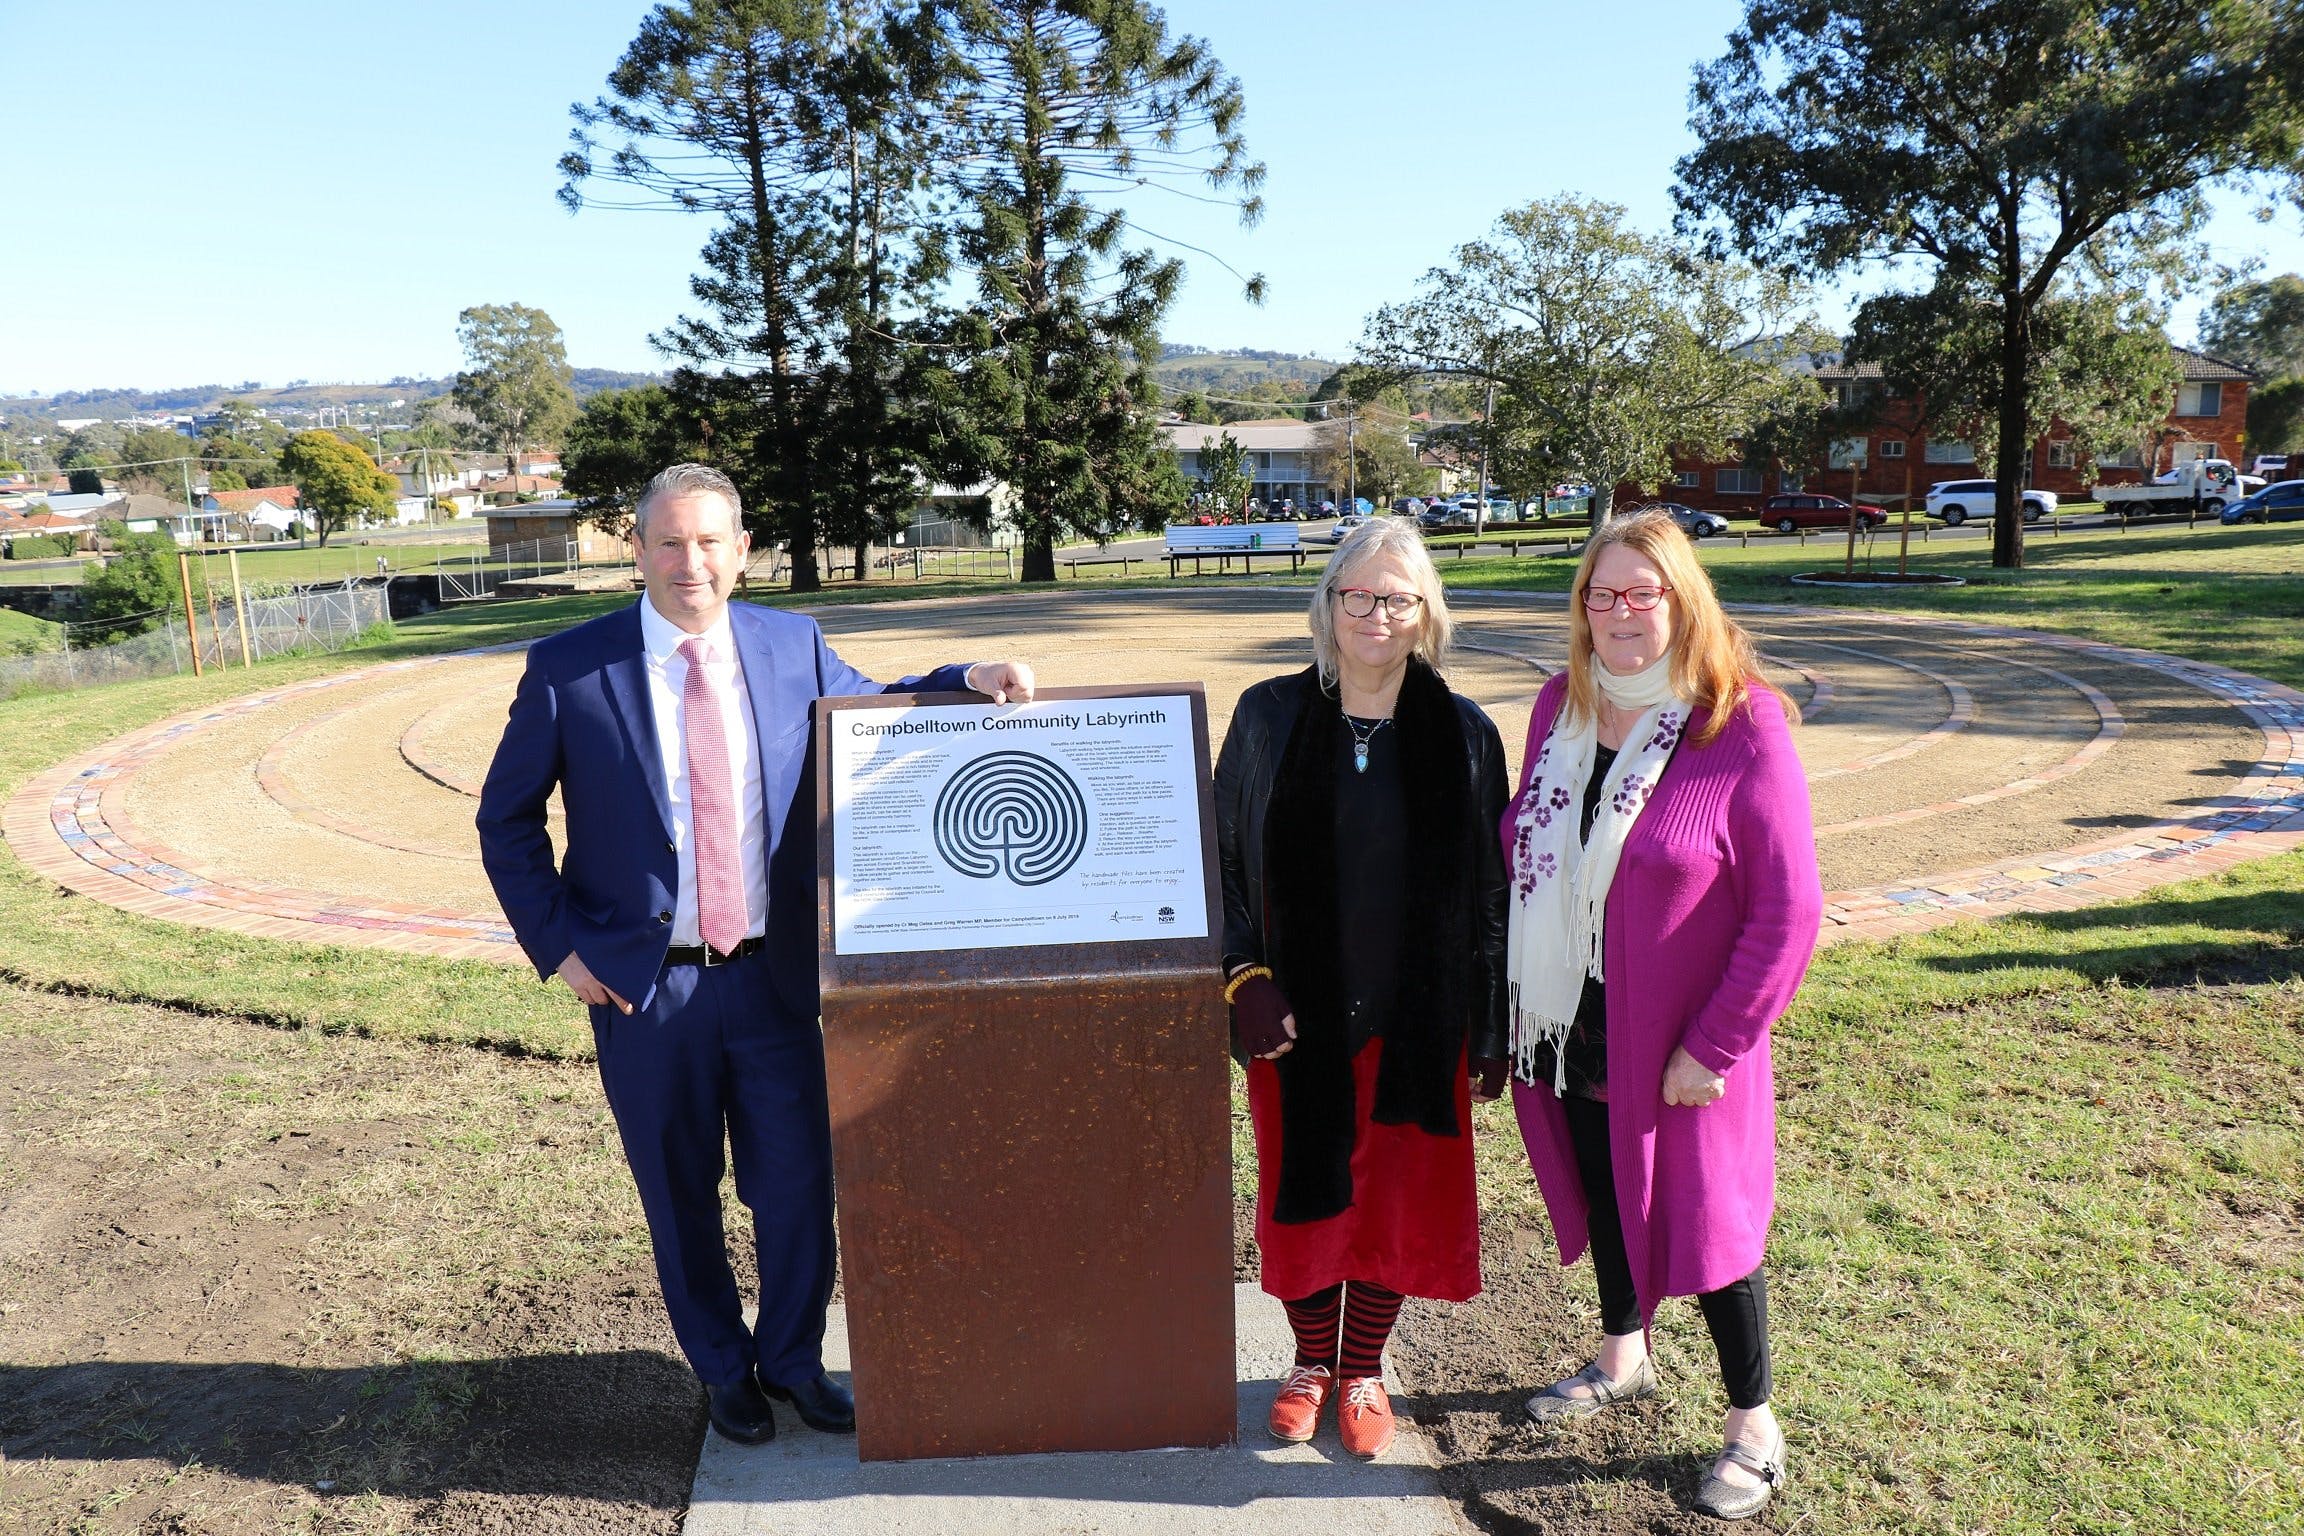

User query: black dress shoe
[765,1371,855,1434]
[706,1376,777,1444]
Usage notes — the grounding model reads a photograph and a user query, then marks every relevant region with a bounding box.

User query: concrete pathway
[681,1285,1470,1536]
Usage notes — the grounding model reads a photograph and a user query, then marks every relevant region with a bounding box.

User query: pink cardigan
[1502,672,1821,1317]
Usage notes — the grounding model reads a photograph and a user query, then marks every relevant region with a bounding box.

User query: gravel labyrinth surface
[10,588,2304,953]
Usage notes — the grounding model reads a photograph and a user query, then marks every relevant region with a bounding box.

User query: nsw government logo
[1157,906,1177,924]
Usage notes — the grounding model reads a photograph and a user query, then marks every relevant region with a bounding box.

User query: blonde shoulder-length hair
[1307,517,1454,688]
[1562,508,1796,747]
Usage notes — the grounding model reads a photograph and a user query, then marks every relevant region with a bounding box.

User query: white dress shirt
[638,597,767,946]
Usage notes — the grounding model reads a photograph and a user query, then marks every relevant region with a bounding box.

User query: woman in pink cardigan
[1500,509,1820,1522]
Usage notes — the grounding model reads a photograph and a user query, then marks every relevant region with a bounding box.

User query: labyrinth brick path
[7,589,2302,959]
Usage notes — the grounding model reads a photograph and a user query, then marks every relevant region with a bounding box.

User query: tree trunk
[1022,533,1055,583]
[1992,293,2030,570]
[743,72,817,594]
[1588,481,1614,527]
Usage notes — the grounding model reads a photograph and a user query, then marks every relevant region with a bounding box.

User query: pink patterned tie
[679,637,746,954]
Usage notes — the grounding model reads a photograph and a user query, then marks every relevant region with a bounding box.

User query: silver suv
[1924,479,2054,525]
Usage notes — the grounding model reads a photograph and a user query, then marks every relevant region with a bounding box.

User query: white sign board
[829,695,1208,955]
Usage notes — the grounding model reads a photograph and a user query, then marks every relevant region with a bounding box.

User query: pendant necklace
[1343,711,1391,774]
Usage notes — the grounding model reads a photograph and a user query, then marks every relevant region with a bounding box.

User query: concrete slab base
[682,1284,1469,1535]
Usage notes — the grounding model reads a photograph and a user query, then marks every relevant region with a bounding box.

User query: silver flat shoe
[1693,1424,1786,1520]
[1524,1355,1659,1422]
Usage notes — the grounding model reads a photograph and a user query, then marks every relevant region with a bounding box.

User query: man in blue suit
[477,463,1033,1445]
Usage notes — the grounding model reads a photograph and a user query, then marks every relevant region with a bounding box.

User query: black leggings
[1563,1093,1773,1410]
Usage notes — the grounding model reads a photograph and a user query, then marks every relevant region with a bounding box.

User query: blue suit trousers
[592,951,834,1389]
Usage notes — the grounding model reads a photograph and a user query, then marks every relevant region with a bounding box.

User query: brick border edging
[4,601,2301,958]
[2,649,525,962]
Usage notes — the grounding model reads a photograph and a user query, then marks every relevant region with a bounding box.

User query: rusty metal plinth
[822,972,1234,1462]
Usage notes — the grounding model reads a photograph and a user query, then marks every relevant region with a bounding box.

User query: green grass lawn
[1443,860,2304,1533]
[0,558,93,586]
[0,561,2299,1528]
[0,539,492,589]
[0,606,64,653]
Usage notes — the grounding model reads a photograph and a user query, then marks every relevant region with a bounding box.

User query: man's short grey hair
[1307,517,1453,688]
[634,463,743,540]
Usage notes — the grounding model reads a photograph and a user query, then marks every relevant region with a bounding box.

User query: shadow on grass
[0,1352,699,1506]
[1916,884,2304,988]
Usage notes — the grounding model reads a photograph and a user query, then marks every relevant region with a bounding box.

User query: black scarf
[1262,658,1474,1224]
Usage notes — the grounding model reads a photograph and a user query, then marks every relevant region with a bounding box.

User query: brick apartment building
[1640,345,2259,513]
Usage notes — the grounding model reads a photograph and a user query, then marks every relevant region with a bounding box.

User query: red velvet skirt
[1247,1036,1482,1303]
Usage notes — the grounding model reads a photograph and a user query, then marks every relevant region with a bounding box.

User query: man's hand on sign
[965,661,1036,704]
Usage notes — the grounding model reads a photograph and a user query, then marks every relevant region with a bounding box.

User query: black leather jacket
[1213,667,1512,1063]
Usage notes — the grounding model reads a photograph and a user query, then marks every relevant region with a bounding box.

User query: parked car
[2219,480,2304,524]
[1647,502,1733,539]
[1318,512,1371,542]
[1923,479,2054,526]
[1391,496,1426,514]
[1756,493,1888,532]
[2250,454,2290,479]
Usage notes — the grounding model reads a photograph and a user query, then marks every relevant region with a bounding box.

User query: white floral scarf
[1505,655,1689,1090]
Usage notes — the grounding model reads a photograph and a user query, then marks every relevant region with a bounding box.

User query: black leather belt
[663,935,767,968]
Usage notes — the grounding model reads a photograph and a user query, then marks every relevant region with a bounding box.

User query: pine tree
[935,0,1263,581]
[563,0,959,592]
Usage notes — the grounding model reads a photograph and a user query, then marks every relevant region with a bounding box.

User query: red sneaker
[1337,1375,1395,1459]
[1267,1363,1333,1443]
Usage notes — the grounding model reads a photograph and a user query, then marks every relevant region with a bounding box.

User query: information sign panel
[829,692,1208,955]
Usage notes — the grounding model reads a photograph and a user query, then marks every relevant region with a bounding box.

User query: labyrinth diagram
[932,751,1090,886]
[8,587,2304,959]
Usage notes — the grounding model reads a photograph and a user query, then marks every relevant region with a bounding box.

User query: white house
[1161,418,1331,509]
[907,481,1022,548]
[201,486,302,543]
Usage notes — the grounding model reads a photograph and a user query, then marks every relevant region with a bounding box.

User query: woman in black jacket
[1214,517,1511,1459]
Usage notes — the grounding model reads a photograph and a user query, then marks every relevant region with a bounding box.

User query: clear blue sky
[5,0,2299,394]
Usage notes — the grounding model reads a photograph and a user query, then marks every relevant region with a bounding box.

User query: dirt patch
[1386,1216,1780,1535]
[0,986,702,1536]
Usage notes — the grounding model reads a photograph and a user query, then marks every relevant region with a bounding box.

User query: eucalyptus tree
[934,0,1264,580]
[1361,195,1821,525]
[451,303,578,481]
[1675,0,2304,567]
[2200,273,2304,379]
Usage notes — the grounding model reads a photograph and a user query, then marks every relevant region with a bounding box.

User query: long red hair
[1561,509,1795,747]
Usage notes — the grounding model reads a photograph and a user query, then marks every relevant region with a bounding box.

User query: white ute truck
[2098,458,2265,519]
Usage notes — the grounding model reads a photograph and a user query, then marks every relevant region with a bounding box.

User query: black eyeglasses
[1336,588,1425,620]
[1581,584,1672,613]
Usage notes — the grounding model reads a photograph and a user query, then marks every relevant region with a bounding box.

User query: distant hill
[1,369,667,422]
[1153,346,1340,398]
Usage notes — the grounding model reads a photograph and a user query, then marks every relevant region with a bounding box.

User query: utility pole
[1476,379,1496,536]
[1345,401,1358,514]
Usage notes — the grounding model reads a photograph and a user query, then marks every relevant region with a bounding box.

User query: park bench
[1163,522,1305,576]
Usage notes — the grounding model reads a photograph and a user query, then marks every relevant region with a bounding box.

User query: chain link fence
[0,582,392,701]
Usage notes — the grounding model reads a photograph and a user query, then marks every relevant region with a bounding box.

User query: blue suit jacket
[475,599,973,1018]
